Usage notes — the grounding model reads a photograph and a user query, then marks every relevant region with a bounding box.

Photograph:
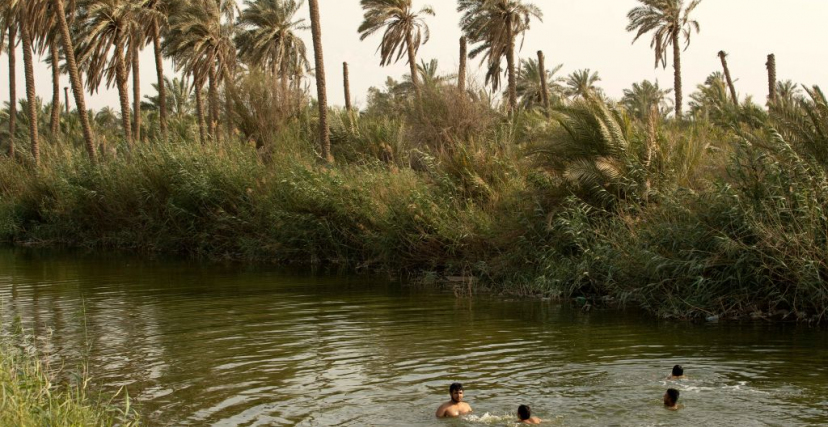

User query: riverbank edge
[1,139,825,324]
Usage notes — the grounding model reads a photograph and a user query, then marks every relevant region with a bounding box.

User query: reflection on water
[1,248,827,426]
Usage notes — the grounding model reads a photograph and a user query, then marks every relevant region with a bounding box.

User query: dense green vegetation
[0,326,140,426]
[0,0,826,325]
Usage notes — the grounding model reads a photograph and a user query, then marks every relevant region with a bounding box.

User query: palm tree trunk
[7,27,16,159]
[132,40,141,143]
[308,0,332,163]
[672,32,682,119]
[404,31,421,101]
[52,0,96,164]
[458,36,466,93]
[766,54,777,106]
[195,76,206,145]
[208,63,218,143]
[20,19,40,166]
[537,50,550,115]
[718,51,738,106]
[343,62,351,111]
[49,39,61,135]
[113,28,133,147]
[152,21,167,139]
[64,87,69,114]
[506,15,517,114]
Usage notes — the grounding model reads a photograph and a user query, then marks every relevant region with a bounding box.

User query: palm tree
[766,53,777,105]
[142,76,193,120]
[139,0,181,140]
[51,0,96,163]
[621,80,672,121]
[565,69,602,100]
[308,0,331,162]
[688,72,731,121]
[776,80,803,106]
[236,0,309,99]
[358,0,433,102]
[515,56,563,110]
[458,0,543,113]
[627,0,701,119]
[458,36,467,92]
[717,51,737,106]
[28,0,62,136]
[164,0,237,143]
[75,0,141,147]
[11,0,42,164]
[1,5,17,158]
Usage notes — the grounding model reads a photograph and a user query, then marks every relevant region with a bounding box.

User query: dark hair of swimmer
[672,365,684,376]
[449,382,464,394]
[517,405,531,420]
[666,388,680,404]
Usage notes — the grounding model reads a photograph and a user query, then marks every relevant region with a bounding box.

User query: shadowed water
[0,248,826,426]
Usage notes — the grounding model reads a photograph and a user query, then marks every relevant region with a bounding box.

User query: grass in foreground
[0,331,140,427]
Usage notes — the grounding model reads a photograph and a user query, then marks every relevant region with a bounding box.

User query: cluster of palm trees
[1,0,714,167]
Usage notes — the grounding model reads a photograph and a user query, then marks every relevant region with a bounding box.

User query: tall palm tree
[236,0,309,98]
[75,0,141,147]
[11,0,42,164]
[51,0,96,163]
[515,56,563,110]
[140,0,180,140]
[358,0,434,101]
[621,79,672,121]
[565,69,602,100]
[627,0,701,119]
[1,5,17,158]
[164,0,237,143]
[458,0,542,113]
[28,0,62,136]
[308,0,331,162]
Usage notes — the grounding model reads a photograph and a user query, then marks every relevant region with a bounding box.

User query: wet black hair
[517,405,531,420]
[672,365,684,376]
[666,388,680,404]
[449,382,464,394]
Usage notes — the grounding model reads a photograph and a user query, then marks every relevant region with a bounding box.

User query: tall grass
[0,329,140,426]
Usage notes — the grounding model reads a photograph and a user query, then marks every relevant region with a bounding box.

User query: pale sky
[2,0,826,112]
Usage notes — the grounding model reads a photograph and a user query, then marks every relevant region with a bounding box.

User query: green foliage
[0,331,140,427]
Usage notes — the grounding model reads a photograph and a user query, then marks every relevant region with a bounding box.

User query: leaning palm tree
[50,0,96,163]
[627,0,701,119]
[308,0,331,162]
[358,0,434,101]
[28,0,62,136]
[75,0,142,147]
[236,0,309,99]
[565,69,602,101]
[458,0,542,113]
[515,57,563,110]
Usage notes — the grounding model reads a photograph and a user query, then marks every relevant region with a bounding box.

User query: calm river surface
[0,248,827,426]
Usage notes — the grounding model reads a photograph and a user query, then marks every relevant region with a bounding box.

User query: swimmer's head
[449,383,464,402]
[517,405,531,420]
[664,388,680,406]
[672,365,684,377]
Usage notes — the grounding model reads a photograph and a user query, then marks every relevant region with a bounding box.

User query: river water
[0,248,826,426]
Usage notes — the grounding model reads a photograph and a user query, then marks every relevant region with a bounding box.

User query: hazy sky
[2,0,826,112]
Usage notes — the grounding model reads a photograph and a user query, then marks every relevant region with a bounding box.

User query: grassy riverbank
[0,330,140,426]
[2,84,828,322]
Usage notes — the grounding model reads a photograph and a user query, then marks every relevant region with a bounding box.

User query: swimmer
[663,388,681,410]
[435,382,473,418]
[667,364,686,380]
[517,404,542,424]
